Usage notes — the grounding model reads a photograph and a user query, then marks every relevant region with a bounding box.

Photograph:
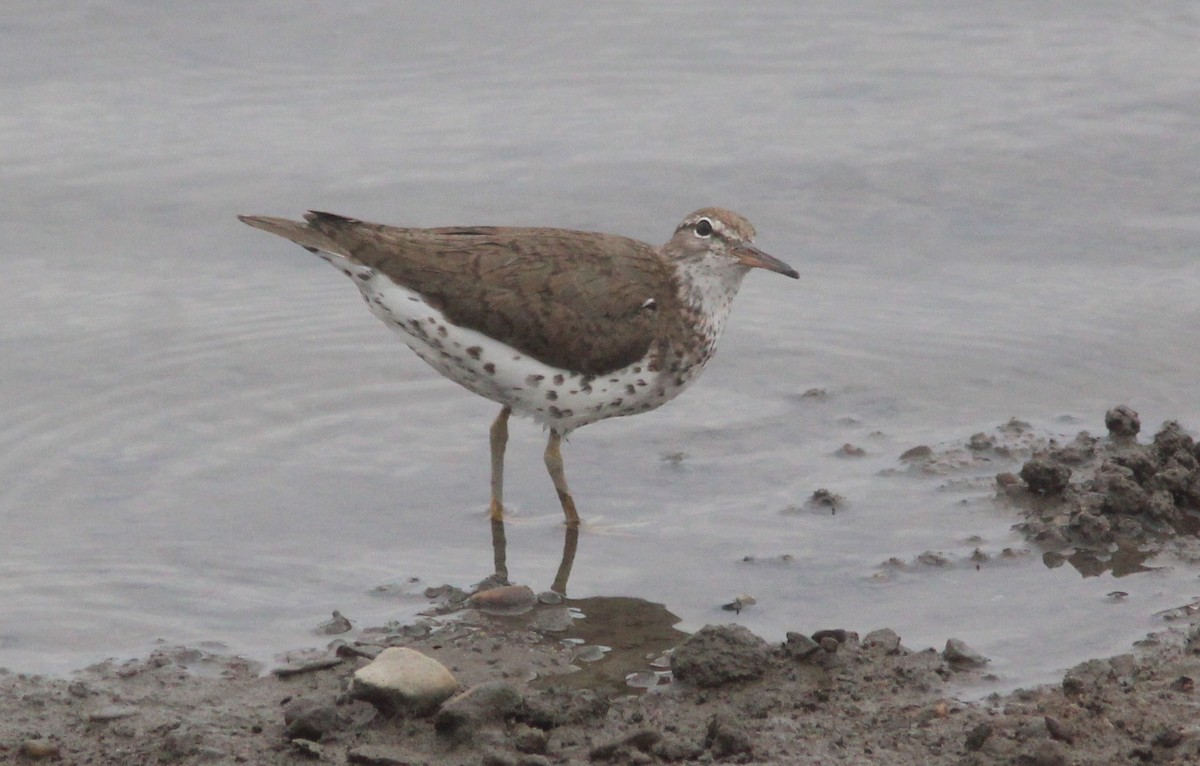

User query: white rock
[349,647,458,715]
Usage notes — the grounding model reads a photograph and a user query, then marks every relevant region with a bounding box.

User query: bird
[238,207,798,527]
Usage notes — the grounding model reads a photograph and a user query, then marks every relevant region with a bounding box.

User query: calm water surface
[2,2,1200,685]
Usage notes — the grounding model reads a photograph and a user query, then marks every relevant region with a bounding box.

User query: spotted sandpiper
[238,208,798,527]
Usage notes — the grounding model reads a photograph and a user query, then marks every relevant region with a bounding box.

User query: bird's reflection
[490,517,579,595]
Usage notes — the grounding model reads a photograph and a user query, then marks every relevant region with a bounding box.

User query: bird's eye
[695,218,713,237]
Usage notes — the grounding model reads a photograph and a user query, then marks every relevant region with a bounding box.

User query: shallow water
[2,2,1200,684]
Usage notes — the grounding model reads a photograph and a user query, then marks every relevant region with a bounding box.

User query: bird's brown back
[304,212,685,377]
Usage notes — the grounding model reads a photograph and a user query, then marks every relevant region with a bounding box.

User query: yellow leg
[490,517,509,582]
[488,406,511,521]
[550,523,579,595]
[544,430,581,527]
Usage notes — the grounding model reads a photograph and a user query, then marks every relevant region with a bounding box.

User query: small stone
[1020,740,1066,766]
[964,723,993,751]
[532,607,574,633]
[1154,727,1184,748]
[706,714,753,758]
[350,647,458,715]
[783,631,820,659]
[512,724,548,754]
[590,730,662,761]
[944,638,989,667]
[535,590,564,605]
[87,705,140,723]
[290,738,324,759]
[837,443,866,457]
[435,681,524,739]
[862,628,902,654]
[1044,715,1075,744]
[467,584,537,615]
[806,488,844,512]
[316,610,353,635]
[347,744,417,765]
[671,624,772,687]
[720,594,756,613]
[573,644,610,663]
[20,739,61,760]
[1105,405,1141,439]
[283,697,339,741]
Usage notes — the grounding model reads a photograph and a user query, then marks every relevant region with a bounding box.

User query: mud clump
[1006,407,1200,559]
[1019,457,1072,495]
[670,624,772,687]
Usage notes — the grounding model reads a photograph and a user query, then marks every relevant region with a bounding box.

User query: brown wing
[244,212,679,377]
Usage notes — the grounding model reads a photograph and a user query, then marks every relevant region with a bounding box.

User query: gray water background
[2,2,1199,686]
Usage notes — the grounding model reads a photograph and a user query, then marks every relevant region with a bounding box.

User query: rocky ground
[5,406,1200,766]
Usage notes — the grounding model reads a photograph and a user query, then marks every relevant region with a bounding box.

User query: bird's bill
[734,244,799,279]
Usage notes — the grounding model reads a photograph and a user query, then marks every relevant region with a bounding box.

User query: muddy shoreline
[5,408,1200,765]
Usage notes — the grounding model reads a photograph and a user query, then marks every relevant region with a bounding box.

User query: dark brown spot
[675,376,686,387]
[526,374,544,387]
[609,378,619,383]
[408,296,420,302]
[548,406,563,418]
[437,326,448,338]
[609,398,624,408]
[636,379,647,387]
[356,273,370,281]
[546,391,558,401]
[633,366,642,374]
[427,317,436,323]
[483,363,496,374]
[553,374,565,385]
[342,269,352,277]
[626,384,637,395]
[466,346,482,359]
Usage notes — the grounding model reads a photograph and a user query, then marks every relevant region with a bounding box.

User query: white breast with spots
[321,255,706,433]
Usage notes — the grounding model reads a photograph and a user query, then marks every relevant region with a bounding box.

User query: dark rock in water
[1105,405,1140,439]
[1020,456,1072,494]
[671,624,772,687]
[705,714,753,758]
[900,445,933,462]
[282,697,339,741]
